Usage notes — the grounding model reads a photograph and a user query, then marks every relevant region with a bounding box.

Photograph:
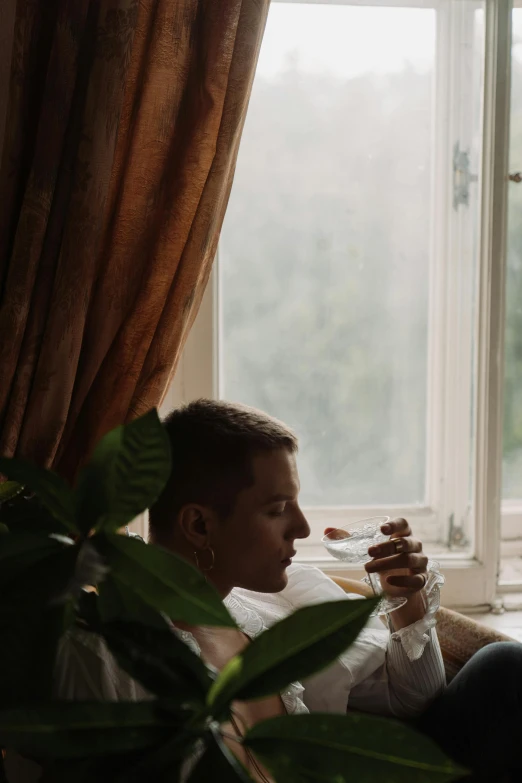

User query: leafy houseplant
[0,410,466,782]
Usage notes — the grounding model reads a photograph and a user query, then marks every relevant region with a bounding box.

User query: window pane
[219,2,435,506]
[503,8,522,500]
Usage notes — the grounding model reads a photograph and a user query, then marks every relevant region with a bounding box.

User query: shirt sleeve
[348,625,446,717]
[53,627,152,702]
[281,563,446,718]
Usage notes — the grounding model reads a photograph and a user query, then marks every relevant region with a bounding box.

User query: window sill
[465,606,522,644]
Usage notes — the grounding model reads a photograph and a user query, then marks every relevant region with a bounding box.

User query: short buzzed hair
[148,399,298,542]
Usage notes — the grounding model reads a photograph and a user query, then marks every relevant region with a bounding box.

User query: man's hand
[324,518,428,629]
[364,517,428,598]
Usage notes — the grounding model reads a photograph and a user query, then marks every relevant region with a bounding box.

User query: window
[221,4,436,510]
[501,4,522,584]
[503,9,522,502]
[164,0,513,609]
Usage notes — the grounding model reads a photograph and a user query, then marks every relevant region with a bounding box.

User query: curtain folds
[0,0,268,480]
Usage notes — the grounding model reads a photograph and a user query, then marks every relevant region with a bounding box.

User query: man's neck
[150,535,233,599]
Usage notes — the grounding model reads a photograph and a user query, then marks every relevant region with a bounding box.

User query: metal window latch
[453,142,478,210]
[509,172,522,183]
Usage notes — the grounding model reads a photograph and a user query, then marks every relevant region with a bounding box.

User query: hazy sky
[256,3,436,79]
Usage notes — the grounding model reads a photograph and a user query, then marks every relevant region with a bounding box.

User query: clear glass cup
[322,516,408,616]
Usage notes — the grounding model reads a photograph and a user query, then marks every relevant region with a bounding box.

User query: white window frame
[162,0,513,610]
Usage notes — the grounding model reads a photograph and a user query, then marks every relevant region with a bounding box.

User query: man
[57,400,522,781]
[147,399,445,718]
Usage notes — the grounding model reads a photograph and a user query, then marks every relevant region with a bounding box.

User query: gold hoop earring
[194,547,215,573]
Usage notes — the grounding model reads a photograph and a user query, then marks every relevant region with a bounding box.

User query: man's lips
[281,551,297,565]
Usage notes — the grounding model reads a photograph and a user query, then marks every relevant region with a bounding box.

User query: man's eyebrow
[264,493,294,503]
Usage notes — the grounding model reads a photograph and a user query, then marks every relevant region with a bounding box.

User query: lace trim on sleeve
[390,560,445,662]
[171,626,202,657]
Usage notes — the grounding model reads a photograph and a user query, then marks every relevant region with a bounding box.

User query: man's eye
[268,507,285,517]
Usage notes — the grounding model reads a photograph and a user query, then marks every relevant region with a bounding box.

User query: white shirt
[229,562,446,718]
[54,563,445,719]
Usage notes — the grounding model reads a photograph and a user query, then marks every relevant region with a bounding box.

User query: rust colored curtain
[0,0,268,480]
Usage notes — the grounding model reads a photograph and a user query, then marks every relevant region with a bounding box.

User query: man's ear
[177,503,216,549]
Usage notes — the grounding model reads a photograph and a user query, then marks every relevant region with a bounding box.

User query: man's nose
[293,506,311,540]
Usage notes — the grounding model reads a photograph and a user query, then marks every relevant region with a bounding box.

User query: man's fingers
[365,552,428,574]
[384,517,412,538]
[385,573,427,590]
[368,537,422,559]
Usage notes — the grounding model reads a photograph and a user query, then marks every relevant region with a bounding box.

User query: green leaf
[99,616,212,705]
[244,713,467,783]
[0,536,78,706]
[75,409,171,534]
[0,532,74,589]
[111,733,197,783]
[76,588,100,628]
[1,495,72,536]
[188,723,254,782]
[0,480,24,503]
[0,599,74,706]
[0,458,76,533]
[208,597,378,711]
[98,573,169,630]
[34,758,119,783]
[46,748,166,783]
[93,534,236,628]
[0,703,183,759]
[97,579,213,704]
